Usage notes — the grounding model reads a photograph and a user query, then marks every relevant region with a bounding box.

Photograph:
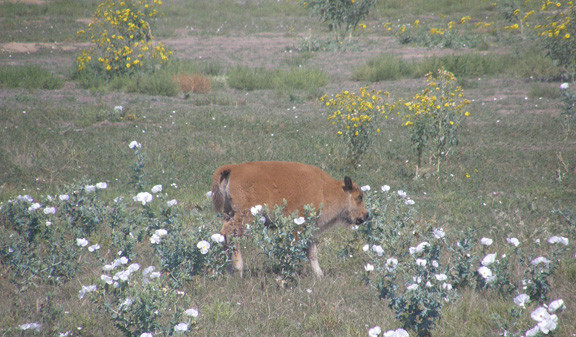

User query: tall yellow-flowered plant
[77,0,172,76]
[321,87,390,169]
[399,68,470,175]
[535,1,576,80]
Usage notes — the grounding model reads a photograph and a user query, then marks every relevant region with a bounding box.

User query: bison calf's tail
[211,168,233,217]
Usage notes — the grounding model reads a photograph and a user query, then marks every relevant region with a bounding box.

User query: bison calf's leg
[231,246,244,278]
[307,242,324,277]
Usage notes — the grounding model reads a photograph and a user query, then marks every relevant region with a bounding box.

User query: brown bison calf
[211,161,368,277]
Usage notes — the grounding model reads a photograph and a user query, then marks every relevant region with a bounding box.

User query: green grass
[227,65,328,94]
[1,0,576,336]
[0,64,64,89]
[353,51,560,82]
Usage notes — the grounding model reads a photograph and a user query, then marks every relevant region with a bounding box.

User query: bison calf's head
[342,176,369,226]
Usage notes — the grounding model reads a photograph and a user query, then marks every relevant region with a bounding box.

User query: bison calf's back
[211,161,368,277]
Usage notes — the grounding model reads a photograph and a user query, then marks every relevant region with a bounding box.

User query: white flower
[205,191,212,198]
[432,228,445,239]
[76,238,89,247]
[96,182,108,189]
[185,308,199,317]
[128,263,140,273]
[506,237,520,247]
[435,273,448,281]
[197,240,210,254]
[442,282,453,290]
[250,205,263,215]
[362,244,370,252]
[155,229,168,237]
[174,323,188,332]
[531,256,551,266]
[480,237,493,246]
[134,192,153,205]
[386,258,398,271]
[114,105,123,112]
[143,266,155,277]
[560,82,569,90]
[85,185,96,193]
[372,245,384,257]
[404,199,415,205]
[381,185,391,192]
[151,185,163,193]
[525,326,540,337]
[59,194,70,201]
[482,253,497,266]
[397,190,407,198]
[368,325,382,337]
[150,234,161,244]
[361,185,370,192]
[78,285,96,299]
[513,294,530,308]
[409,241,429,255]
[28,203,41,212]
[140,333,153,337]
[416,259,427,267]
[431,260,439,268]
[407,283,419,291]
[43,206,56,215]
[548,299,565,313]
[548,236,569,245]
[121,298,133,307]
[88,244,101,252]
[211,233,225,243]
[17,194,34,203]
[383,329,409,337]
[364,263,374,272]
[167,199,178,207]
[149,271,161,279]
[101,275,113,285]
[478,266,494,282]
[535,311,558,334]
[19,323,42,331]
[294,217,305,225]
[530,306,550,322]
[129,141,142,149]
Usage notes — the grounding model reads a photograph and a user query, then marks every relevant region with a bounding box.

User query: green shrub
[298,0,377,41]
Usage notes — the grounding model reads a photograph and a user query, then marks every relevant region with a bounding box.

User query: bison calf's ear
[343,176,353,192]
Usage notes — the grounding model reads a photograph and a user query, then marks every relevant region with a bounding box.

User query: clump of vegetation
[396,68,471,176]
[321,87,390,170]
[0,65,63,90]
[76,0,172,78]
[297,0,376,42]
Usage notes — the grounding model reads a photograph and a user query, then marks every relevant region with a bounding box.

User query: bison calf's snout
[356,212,369,225]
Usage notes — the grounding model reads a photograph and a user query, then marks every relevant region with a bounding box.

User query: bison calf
[211,161,368,277]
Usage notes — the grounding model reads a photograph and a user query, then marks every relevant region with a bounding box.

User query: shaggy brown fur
[211,161,368,277]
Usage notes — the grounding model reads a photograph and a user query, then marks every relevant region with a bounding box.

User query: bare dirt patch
[0,42,89,54]
[5,0,46,4]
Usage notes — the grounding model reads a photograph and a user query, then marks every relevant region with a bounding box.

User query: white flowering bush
[247,203,320,285]
[129,140,147,191]
[151,220,231,287]
[0,180,109,287]
[84,256,199,337]
[356,184,571,336]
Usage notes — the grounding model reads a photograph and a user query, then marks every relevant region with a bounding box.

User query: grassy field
[1,0,575,336]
